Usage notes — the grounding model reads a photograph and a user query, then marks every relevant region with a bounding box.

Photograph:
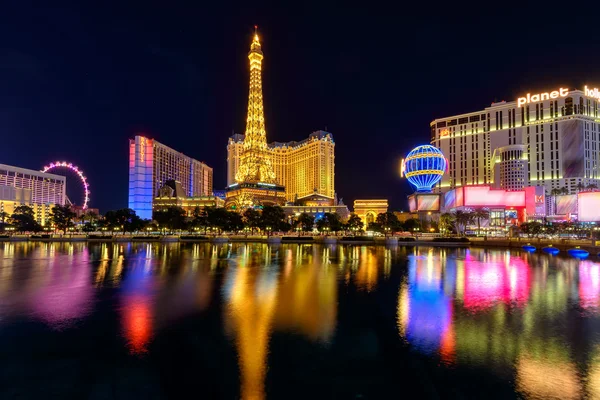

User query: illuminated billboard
[444,191,455,209]
[555,194,577,215]
[408,196,417,212]
[455,187,464,208]
[443,188,464,209]
[463,186,525,208]
[561,120,584,178]
[524,186,546,216]
[505,210,518,219]
[417,194,440,211]
[578,192,600,222]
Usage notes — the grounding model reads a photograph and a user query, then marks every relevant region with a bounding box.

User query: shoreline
[1,236,598,253]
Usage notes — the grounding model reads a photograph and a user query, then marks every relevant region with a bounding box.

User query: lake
[0,242,598,399]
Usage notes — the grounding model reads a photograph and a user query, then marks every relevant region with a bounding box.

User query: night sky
[1,2,599,212]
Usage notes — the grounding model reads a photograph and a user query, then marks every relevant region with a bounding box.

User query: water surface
[0,242,599,399]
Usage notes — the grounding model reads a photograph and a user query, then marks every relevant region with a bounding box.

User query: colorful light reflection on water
[0,243,599,398]
[398,248,600,398]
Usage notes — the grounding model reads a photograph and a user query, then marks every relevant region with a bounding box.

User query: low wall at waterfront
[470,237,600,253]
[2,234,597,254]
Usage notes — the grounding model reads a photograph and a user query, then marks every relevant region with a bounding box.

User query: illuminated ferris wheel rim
[41,161,90,209]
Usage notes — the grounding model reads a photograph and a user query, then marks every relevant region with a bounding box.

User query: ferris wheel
[41,161,90,209]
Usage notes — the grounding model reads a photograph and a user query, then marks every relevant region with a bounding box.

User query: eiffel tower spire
[235,26,276,184]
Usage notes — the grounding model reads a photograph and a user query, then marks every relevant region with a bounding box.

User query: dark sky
[1,2,599,212]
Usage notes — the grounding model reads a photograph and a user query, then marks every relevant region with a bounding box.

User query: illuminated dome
[402,145,447,193]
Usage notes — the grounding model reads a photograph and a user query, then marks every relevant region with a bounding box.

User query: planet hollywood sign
[585,85,600,100]
[517,85,600,107]
[517,88,569,107]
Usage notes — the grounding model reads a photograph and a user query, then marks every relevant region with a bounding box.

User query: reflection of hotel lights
[397,256,454,357]
[123,294,152,354]
[516,355,581,399]
[462,256,530,311]
[579,261,600,310]
[30,249,93,327]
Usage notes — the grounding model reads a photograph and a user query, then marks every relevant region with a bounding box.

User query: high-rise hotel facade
[0,164,66,226]
[227,130,335,203]
[128,136,213,219]
[431,85,600,195]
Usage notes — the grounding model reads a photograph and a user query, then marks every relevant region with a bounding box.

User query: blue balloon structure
[402,145,447,192]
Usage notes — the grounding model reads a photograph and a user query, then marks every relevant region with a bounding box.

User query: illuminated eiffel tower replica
[226,27,286,210]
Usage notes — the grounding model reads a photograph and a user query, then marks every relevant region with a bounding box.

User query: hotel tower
[431,85,600,195]
[128,136,213,220]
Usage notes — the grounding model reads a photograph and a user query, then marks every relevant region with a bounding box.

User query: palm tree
[472,208,490,236]
[576,182,585,192]
[587,183,598,190]
[439,213,455,236]
[560,186,569,195]
[84,210,98,225]
[453,210,474,236]
[0,211,8,232]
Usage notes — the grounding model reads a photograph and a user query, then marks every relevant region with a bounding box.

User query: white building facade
[0,164,66,226]
[431,85,600,195]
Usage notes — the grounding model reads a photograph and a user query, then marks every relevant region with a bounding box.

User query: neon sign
[402,145,447,193]
[462,186,525,207]
[139,137,146,163]
[517,88,568,107]
[440,129,449,137]
[585,86,600,100]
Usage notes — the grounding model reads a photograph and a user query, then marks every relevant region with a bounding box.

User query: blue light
[403,145,447,193]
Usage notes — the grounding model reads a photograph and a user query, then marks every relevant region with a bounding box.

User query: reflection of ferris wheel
[41,161,90,209]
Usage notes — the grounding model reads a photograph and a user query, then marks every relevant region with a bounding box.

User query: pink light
[29,249,93,328]
[42,161,90,209]
[463,255,530,311]
[579,261,600,310]
[578,192,600,222]
[463,186,526,208]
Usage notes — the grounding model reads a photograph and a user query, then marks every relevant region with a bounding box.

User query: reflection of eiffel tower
[225,27,285,211]
[225,257,277,400]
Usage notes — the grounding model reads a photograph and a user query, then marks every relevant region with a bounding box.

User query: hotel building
[128,136,213,220]
[431,85,600,195]
[227,130,335,203]
[153,180,224,216]
[0,164,66,226]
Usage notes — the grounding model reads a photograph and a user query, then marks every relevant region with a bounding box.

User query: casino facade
[430,85,600,196]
